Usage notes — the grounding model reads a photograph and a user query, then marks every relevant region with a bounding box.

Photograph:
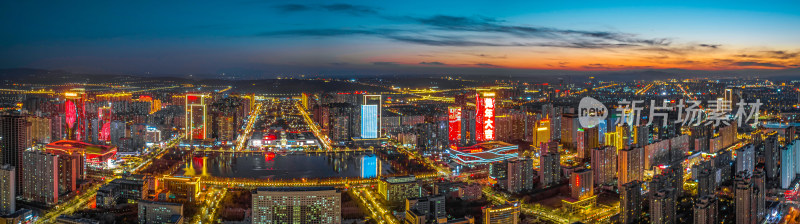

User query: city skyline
[2,1,800,224]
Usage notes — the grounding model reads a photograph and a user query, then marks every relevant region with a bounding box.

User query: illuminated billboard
[476,91,495,141]
[65,89,86,141]
[448,107,462,144]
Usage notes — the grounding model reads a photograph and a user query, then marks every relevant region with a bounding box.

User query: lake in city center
[177,152,393,179]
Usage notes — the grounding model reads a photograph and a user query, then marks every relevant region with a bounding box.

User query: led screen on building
[448,107,462,144]
[361,105,378,139]
[476,92,495,141]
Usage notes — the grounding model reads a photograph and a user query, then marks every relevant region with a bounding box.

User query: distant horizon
[1,67,797,80]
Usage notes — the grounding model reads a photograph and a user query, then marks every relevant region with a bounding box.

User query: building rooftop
[254,186,337,192]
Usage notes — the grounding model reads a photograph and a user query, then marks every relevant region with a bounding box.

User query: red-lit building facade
[475,90,495,142]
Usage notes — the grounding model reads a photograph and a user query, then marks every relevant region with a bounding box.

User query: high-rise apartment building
[650,188,676,224]
[620,180,642,224]
[0,165,14,215]
[0,113,28,194]
[539,151,561,188]
[185,94,208,140]
[694,195,718,224]
[21,150,58,205]
[735,172,755,224]
[591,146,616,186]
[506,157,534,193]
[618,147,643,187]
[570,169,593,200]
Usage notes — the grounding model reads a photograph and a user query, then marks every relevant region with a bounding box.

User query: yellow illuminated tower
[535,119,551,147]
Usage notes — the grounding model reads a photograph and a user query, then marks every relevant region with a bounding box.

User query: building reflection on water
[180,152,390,179]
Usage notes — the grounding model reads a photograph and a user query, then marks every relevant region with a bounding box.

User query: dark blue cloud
[699,44,721,48]
[273,3,378,16]
[273,4,312,12]
[732,61,785,67]
[372,62,398,66]
[321,4,378,15]
[419,61,445,65]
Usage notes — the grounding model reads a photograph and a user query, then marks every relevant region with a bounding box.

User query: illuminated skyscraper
[591,146,616,186]
[214,115,235,142]
[327,103,353,145]
[448,107,462,145]
[534,119,550,147]
[0,113,27,194]
[605,130,624,152]
[561,113,578,149]
[185,94,207,140]
[575,127,599,159]
[723,88,734,112]
[64,88,86,141]
[475,90,495,142]
[781,143,796,189]
[360,95,381,139]
[301,93,310,110]
[506,157,534,193]
[539,151,561,188]
[618,147,644,187]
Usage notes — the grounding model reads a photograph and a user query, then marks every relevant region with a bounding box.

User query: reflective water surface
[178,152,393,179]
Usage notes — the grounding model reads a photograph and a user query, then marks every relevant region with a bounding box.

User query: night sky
[1,0,799,76]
